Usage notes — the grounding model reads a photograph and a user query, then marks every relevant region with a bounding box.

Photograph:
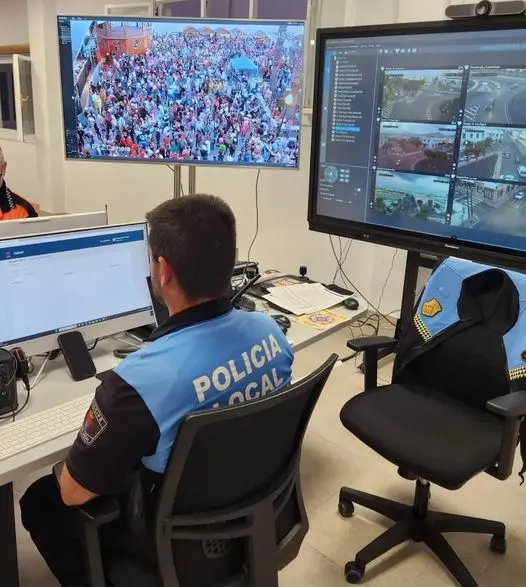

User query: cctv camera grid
[371,67,466,226]
[454,64,526,235]
[371,64,526,235]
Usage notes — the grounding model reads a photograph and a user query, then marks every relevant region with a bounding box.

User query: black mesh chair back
[151,354,338,587]
[394,268,517,411]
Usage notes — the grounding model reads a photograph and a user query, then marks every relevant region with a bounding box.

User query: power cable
[247,169,261,263]
[329,235,398,327]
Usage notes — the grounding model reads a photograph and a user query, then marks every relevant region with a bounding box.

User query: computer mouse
[272,314,291,332]
[343,298,360,311]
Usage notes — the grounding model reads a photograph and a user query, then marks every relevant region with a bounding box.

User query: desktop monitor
[0,223,153,355]
[0,210,108,239]
[57,15,305,169]
[308,16,526,270]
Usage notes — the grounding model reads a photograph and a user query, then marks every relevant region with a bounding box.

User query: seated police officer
[20,194,294,587]
[0,146,38,220]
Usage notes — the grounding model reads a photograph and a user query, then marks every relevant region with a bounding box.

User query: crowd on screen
[75,28,303,166]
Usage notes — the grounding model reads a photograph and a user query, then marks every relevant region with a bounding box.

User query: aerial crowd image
[67,18,304,168]
[372,66,526,237]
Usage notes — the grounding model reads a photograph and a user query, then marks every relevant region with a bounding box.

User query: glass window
[230,0,250,18]
[105,3,153,16]
[157,0,202,17]
[257,0,308,20]
[208,0,250,18]
[0,63,16,131]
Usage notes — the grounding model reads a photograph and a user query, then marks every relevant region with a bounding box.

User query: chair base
[339,479,506,587]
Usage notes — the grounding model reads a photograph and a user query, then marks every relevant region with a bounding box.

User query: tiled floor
[14,323,526,586]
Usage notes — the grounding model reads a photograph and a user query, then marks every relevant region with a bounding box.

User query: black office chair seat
[341,384,505,490]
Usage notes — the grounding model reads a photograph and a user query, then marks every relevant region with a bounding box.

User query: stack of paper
[263,283,352,316]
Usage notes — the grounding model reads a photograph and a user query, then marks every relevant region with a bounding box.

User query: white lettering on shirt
[261,339,273,362]
[193,376,211,403]
[261,373,275,396]
[229,359,246,383]
[269,334,282,358]
[192,333,288,404]
[251,344,265,368]
[212,366,231,392]
[245,381,260,400]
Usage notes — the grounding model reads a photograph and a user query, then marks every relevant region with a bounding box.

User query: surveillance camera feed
[313,26,526,256]
[57,16,305,168]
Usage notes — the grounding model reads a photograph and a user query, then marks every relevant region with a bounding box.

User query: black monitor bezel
[308,15,526,272]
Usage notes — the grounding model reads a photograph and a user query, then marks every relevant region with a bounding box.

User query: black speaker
[0,349,18,416]
[446,1,526,18]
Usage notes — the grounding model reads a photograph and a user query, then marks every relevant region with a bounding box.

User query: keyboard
[0,395,93,463]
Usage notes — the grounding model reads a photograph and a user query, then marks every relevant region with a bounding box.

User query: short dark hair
[146,195,236,300]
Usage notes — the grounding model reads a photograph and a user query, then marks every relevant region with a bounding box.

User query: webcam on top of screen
[446,1,526,19]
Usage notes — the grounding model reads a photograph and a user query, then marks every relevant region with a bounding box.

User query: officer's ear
[158,256,174,287]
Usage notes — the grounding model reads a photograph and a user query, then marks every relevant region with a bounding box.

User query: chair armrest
[52,461,121,527]
[347,336,398,353]
[486,390,526,418]
[75,497,122,527]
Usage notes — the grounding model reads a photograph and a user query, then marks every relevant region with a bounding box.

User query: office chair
[69,354,338,587]
[337,263,526,587]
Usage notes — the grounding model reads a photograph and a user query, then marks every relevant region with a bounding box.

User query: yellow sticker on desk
[421,298,442,318]
[295,310,348,330]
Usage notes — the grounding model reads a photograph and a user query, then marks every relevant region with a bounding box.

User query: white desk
[0,299,368,587]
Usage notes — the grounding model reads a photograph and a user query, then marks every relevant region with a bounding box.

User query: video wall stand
[359,250,440,372]
[172,166,197,198]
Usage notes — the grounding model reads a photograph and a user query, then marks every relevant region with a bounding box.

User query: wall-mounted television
[308,16,526,270]
[57,15,305,169]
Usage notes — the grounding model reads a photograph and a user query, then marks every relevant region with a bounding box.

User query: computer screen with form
[0,223,153,355]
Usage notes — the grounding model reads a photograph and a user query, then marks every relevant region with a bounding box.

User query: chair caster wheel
[345,561,365,584]
[490,535,507,554]
[338,501,354,518]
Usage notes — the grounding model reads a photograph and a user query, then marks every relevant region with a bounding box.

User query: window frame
[104,2,154,16]
[12,54,35,142]
[0,53,35,143]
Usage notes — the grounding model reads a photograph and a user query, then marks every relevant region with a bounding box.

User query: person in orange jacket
[0,146,38,220]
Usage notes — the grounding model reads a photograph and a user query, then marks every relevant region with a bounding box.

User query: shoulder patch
[79,399,108,446]
[421,298,442,318]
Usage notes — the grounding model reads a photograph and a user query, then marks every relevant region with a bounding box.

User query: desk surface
[0,298,367,487]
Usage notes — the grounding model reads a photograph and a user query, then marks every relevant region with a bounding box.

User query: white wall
[0,0,28,45]
[3,0,461,316]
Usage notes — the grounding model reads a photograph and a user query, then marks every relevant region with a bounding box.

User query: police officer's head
[146,194,236,312]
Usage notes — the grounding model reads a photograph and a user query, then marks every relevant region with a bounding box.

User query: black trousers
[19,474,133,587]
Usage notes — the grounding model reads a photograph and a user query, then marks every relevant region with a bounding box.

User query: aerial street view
[381,69,463,122]
[372,170,450,223]
[458,125,526,182]
[377,122,456,174]
[464,67,526,125]
[451,178,526,236]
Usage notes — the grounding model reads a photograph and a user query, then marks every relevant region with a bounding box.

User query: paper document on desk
[263,283,351,316]
[294,310,349,330]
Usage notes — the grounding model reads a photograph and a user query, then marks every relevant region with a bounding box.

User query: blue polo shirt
[66,298,294,495]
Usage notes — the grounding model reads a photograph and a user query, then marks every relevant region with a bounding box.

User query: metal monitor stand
[358,251,440,372]
[172,166,197,198]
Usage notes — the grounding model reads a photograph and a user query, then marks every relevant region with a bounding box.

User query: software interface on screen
[315,27,526,252]
[0,224,152,347]
[57,16,305,169]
